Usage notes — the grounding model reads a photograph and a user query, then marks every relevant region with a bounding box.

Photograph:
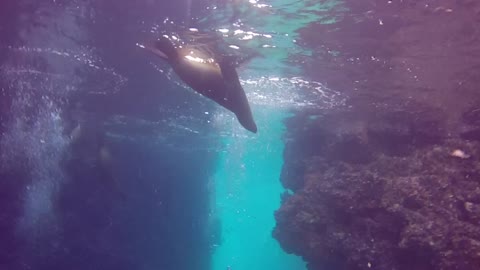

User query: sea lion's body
[145,34,258,133]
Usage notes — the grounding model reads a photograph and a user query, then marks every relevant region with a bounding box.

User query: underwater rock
[460,107,480,142]
[275,0,480,269]
[280,106,447,192]
[366,109,446,156]
[275,134,480,270]
[280,111,373,192]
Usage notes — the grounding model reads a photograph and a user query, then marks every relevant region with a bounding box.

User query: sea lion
[143,34,258,133]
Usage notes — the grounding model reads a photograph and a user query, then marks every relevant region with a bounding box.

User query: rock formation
[274,1,480,269]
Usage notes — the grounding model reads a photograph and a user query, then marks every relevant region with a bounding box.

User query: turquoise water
[206,1,346,268]
[211,108,306,270]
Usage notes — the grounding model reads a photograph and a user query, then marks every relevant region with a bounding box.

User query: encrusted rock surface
[274,0,480,269]
[275,112,480,269]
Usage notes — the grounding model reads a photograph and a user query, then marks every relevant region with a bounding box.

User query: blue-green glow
[208,1,347,269]
[211,109,305,270]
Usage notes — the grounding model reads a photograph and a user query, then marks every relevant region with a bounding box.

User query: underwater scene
[1,0,480,269]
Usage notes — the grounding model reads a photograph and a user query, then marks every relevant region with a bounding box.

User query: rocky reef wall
[274,1,480,269]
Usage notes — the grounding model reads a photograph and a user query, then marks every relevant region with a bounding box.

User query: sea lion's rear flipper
[218,60,258,133]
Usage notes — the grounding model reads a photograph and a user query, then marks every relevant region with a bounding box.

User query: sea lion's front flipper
[149,47,169,60]
[142,42,169,60]
[218,60,257,133]
[143,36,179,61]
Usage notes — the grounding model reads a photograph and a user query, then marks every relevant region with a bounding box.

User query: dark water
[1,1,479,270]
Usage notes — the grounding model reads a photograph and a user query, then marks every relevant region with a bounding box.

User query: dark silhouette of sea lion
[143,34,258,133]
